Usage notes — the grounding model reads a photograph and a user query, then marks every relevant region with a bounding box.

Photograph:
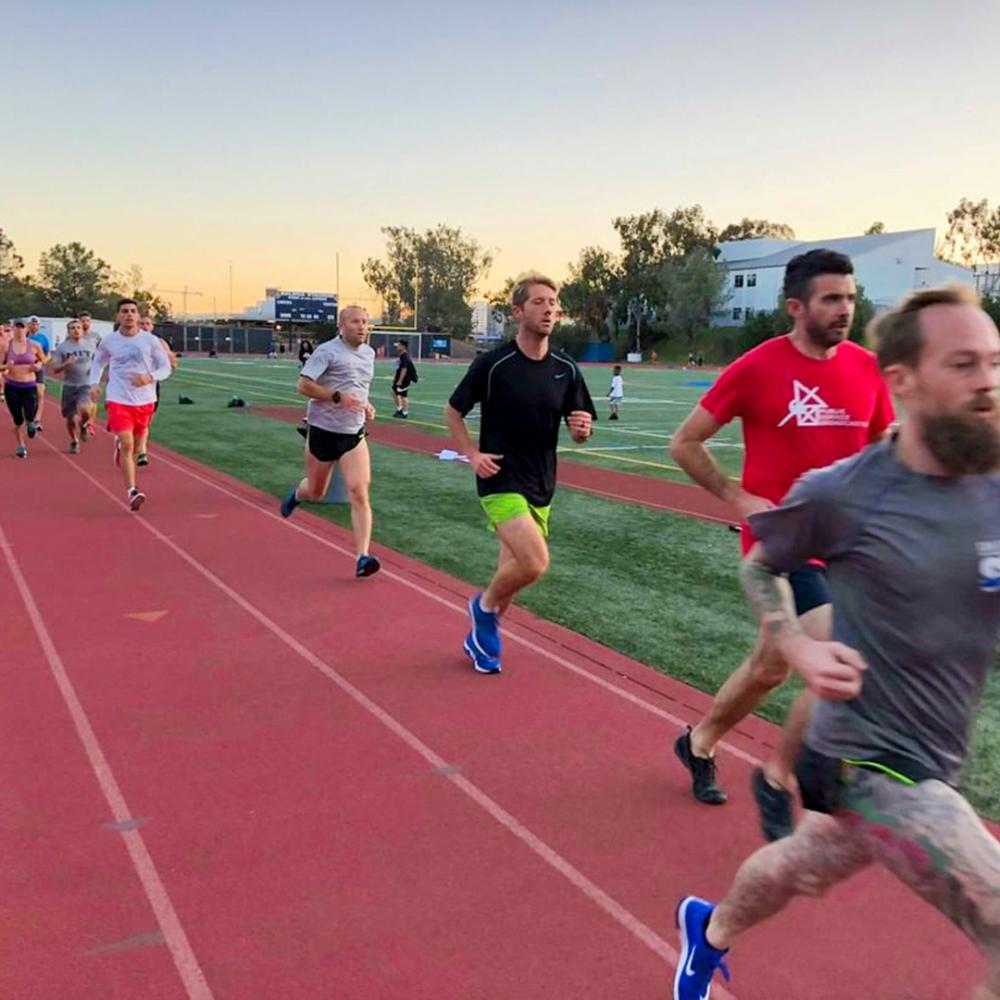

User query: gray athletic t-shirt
[299,337,376,434]
[749,439,1000,786]
[52,336,98,386]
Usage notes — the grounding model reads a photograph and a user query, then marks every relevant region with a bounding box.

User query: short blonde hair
[338,304,368,326]
[511,271,558,309]
[869,284,981,371]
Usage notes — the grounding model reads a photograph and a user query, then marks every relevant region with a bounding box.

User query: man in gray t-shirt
[673,287,1000,1000]
[50,318,98,453]
[278,306,381,579]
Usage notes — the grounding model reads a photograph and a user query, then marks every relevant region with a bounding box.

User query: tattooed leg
[844,772,1000,998]
[706,811,872,948]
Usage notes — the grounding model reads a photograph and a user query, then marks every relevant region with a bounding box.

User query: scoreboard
[274,291,338,324]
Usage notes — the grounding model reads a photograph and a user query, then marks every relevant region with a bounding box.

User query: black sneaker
[280,488,299,518]
[136,452,149,466]
[750,767,794,842]
[674,727,728,805]
[355,554,381,578]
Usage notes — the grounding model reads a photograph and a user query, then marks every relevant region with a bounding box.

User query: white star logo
[779,380,828,427]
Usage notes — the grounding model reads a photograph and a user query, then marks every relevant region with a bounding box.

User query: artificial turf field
[58,355,1000,817]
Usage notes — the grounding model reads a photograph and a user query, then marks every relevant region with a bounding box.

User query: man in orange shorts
[89,299,173,511]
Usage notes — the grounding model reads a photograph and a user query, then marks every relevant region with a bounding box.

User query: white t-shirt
[610,374,624,398]
[89,330,172,405]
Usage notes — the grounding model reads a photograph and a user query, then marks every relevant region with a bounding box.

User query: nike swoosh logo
[553,373,567,380]
[685,945,698,978]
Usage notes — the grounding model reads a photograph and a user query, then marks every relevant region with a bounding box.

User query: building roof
[722,228,933,270]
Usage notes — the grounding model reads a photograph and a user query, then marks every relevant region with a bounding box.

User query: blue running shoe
[356,554,381,578]
[468,592,501,660]
[463,633,501,674]
[280,488,299,518]
[673,896,730,1000]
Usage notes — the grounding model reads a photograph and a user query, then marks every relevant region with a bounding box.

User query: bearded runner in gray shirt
[279,305,380,578]
[673,286,1000,1000]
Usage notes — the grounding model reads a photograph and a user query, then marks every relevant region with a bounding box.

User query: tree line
[0,231,169,321]
[4,194,997,350]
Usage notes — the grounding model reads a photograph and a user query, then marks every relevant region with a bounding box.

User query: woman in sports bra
[0,319,45,457]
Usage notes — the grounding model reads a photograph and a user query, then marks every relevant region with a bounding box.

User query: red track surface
[2,405,987,999]
[258,408,737,525]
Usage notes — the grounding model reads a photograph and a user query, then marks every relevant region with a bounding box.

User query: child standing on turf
[608,365,624,421]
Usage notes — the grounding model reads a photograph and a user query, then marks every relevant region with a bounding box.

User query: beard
[922,407,1000,475]
[805,315,849,349]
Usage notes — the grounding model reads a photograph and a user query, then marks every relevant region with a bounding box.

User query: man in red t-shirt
[670,249,894,840]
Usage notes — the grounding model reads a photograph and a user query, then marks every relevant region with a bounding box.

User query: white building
[469,300,506,341]
[713,228,974,326]
[470,300,489,336]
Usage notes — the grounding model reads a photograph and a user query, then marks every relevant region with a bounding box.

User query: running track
[1,407,986,999]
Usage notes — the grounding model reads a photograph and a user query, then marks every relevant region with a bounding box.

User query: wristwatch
[331,390,341,404]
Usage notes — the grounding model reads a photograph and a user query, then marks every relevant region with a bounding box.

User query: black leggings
[5,383,38,427]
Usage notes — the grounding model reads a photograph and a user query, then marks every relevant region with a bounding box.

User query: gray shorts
[61,384,92,418]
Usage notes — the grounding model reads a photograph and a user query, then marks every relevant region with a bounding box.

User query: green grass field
[167,355,747,483]
[64,357,1000,818]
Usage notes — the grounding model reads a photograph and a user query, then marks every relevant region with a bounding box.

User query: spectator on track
[298,339,314,367]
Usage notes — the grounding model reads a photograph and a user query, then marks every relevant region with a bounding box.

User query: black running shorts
[788,565,830,617]
[307,425,365,463]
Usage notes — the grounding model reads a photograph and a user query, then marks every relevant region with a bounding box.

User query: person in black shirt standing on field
[392,338,418,418]
[445,272,597,674]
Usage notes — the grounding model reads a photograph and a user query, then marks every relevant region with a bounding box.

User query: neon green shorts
[480,493,551,538]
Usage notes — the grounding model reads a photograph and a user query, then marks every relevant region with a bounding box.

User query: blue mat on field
[681,379,714,388]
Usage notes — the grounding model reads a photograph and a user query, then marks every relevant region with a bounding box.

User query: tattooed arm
[740,545,866,702]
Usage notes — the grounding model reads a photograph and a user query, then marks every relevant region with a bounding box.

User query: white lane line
[44,439,738,997]
[147,445,761,768]
[0,525,214,1000]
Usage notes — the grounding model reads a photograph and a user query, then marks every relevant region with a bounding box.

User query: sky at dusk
[4,0,997,316]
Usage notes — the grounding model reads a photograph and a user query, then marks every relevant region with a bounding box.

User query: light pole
[228,260,234,316]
